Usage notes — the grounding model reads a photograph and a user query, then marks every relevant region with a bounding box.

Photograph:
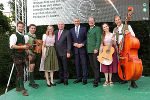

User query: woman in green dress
[39,25,59,86]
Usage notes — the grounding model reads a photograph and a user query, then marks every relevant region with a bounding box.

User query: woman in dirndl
[99,23,118,87]
[39,25,59,87]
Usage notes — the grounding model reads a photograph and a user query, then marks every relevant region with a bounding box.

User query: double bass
[118,7,143,89]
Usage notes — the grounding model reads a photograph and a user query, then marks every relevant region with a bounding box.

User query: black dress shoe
[83,80,87,85]
[64,81,68,85]
[55,80,64,84]
[93,83,98,87]
[73,80,82,84]
[131,81,138,88]
[119,80,128,84]
[50,82,56,86]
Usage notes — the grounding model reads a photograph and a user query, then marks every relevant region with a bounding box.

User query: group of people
[9,15,138,96]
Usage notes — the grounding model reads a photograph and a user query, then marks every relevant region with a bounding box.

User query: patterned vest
[12,32,25,57]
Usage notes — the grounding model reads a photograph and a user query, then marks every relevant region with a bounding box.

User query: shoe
[21,90,29,96]
[82,80,87,85]
[47,83,51,87]
[131,81,138,88]
[109,81,114,86]
[15,88,21,92]
[93,82,98,87]
[103,81,109,87]
[16,88,28,92]
[119,80,128,84]
[55,80,64,84]
[29,83,39,89]
[64,81,68,85]
[73,79,82,84]
[50,82,56,86]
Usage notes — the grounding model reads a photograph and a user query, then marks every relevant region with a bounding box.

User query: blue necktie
[75,27,78,38]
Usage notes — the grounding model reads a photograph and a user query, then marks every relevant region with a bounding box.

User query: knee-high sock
[29,72,35,84]
[16,78,20,88]
[19,78,25,90]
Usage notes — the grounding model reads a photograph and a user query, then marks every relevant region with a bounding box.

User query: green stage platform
[0,77,150,100]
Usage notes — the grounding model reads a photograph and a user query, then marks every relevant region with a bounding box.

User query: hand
[94,50,98,54]
[22,45,29,49]
[73,43,78,47]
[67,53,70,58]
[77,44,83,48]
[125,30,130,34]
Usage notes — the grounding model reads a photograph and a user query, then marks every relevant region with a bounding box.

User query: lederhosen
[12,32,27,79]
[27,32,36,64]
[12,32,27,90]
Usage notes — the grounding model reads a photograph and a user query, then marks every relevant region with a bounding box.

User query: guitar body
[97,46,115,65]
[17,43,31,52]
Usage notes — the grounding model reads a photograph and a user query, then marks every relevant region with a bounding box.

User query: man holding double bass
[113,15,138,88]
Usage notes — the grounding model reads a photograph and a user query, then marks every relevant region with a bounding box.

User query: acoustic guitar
[97,34,115,65]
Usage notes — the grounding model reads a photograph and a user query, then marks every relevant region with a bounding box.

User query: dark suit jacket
[55,29,72,56]
[70,26,87,54]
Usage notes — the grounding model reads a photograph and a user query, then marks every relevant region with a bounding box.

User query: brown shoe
[21,90,29,96]
[15,88,21,92]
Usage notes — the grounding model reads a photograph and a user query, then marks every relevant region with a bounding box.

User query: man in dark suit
[70,18,88,85]
[55,21,71,85]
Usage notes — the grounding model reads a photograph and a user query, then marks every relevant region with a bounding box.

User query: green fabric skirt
[44,46,59,71]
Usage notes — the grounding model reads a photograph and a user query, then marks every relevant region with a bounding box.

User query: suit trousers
[74,54,88,81]
[57,55,69,82]
[88,53,100,83]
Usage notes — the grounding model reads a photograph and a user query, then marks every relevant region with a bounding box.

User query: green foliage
[0,3,4,11]
[0,13,12,33]
[0,11,15,95]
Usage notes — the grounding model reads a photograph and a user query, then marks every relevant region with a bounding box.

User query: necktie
[58,30,62,40]
[75,27,78,38]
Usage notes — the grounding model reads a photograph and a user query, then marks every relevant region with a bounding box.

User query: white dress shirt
[113,24,135,44]
[9,32,29,49]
